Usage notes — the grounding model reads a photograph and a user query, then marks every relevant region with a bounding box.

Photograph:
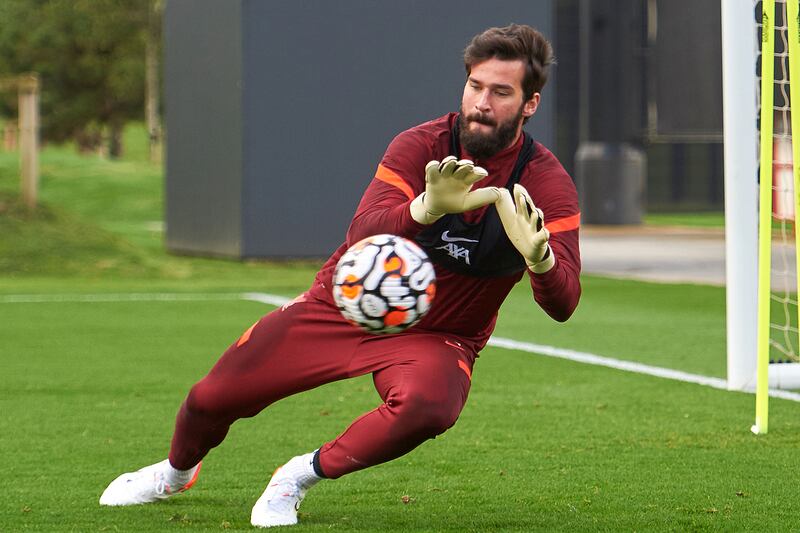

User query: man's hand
[409,156,500,225]
[495,183,555,273]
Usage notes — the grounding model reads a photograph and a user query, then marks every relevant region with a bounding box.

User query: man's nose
[475,90,491,112]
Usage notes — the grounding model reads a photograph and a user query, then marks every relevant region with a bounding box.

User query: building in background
[164,0,724,258]
[555,0,723,217]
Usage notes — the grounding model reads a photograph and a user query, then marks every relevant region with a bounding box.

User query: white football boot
[99,459,201,506]
[251,452,322,528]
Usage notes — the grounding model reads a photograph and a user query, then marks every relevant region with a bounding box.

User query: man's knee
[183,379,235,420]
[391,389,462,437]
[184,376,268,421]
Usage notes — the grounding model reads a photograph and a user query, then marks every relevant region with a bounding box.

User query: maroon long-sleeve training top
[309,113,581,352]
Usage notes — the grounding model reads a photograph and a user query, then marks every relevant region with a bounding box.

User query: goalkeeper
[100,23,581,527]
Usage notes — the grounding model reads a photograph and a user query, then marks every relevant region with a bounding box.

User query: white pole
[721,0,759,391]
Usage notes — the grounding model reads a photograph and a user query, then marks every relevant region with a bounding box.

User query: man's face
[459,57,539,159]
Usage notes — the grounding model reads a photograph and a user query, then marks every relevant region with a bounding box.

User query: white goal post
[722,0,759,393]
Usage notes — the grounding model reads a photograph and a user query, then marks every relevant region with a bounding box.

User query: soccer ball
[333,234,436,334]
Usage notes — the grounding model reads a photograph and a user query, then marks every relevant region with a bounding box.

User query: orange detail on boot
[180,461,202,492]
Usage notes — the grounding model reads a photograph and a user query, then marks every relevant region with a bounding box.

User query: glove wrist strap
[410,194,444,225]
[527,245,555,273]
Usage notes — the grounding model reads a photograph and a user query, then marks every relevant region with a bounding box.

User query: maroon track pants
[168,293,476,478]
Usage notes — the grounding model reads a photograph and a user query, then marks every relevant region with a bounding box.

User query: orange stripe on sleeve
[375,164,415,200]
[545,213,580,234]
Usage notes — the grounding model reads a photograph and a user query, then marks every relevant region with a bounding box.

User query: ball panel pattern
[333,234,436,334]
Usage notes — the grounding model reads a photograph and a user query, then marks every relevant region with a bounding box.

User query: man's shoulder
[530,141,558,163]
[395,113,453,142]
[529,141,570,179]
[385,113,453,162]
[522,141,577,206]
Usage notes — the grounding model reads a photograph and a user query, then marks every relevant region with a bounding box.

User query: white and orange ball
[333,234,436,334]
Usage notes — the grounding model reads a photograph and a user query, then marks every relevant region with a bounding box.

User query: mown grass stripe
[0,293,247,303]
[242,292,800,403]
[488,336,800,403]
[5,290,800,403]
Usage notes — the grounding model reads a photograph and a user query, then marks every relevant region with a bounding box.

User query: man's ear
[523,93,540,118]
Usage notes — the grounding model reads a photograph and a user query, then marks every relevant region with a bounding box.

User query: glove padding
[410,156,500,225]
[495,183,555,273]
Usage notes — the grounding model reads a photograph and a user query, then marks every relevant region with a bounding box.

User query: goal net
[762,0,800,381]
[754,0,800,433]
[724,0,800,434]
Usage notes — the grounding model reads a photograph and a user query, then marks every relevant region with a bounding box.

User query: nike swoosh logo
[441,231,479,243]
[444,339,466,352]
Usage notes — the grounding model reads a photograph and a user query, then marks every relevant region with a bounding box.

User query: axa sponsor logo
[436,231,478,265]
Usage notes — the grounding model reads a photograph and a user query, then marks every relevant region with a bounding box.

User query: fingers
[429,156,489,188]
[464,165,488,186]
[513,184,534,210]
[448,158,480,181]
[462,186,501,211]
[426,156,461,184]
[438,156,458,177]
[513,184,544,231]
[451,160,489,186]
[438,155,458,168]
[452,160,475,180]
[425,160,440,184]
[514,187,531,217]
[534,208,545,233]
[531,227,550,249]
[426,156,459,181]
[494,187,517,225]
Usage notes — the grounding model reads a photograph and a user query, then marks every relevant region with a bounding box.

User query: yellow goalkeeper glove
[409,156,499,225]
[495,183,555,273]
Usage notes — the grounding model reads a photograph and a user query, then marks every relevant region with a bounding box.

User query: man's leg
[317,333,475,478]
[169,295,365,469]
[252,333,475,526]
[101,294,363,507]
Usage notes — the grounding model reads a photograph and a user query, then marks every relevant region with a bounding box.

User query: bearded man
[100,23,581,529]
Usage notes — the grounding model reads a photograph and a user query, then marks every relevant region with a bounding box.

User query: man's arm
[346,128,497,244]
[496,173,581,322]
[345,129,432,244]
[529,223,581,322]
[346,171,424,244]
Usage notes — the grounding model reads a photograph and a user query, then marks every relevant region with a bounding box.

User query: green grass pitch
[1,125,798,531]
[1,287,799,532]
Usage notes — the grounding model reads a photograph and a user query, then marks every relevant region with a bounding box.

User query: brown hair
[463,24,555,99]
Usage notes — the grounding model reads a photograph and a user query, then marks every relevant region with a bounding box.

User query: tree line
[0,0,162,158]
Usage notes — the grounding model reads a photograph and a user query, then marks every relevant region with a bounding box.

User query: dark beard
[458,105,524,160]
